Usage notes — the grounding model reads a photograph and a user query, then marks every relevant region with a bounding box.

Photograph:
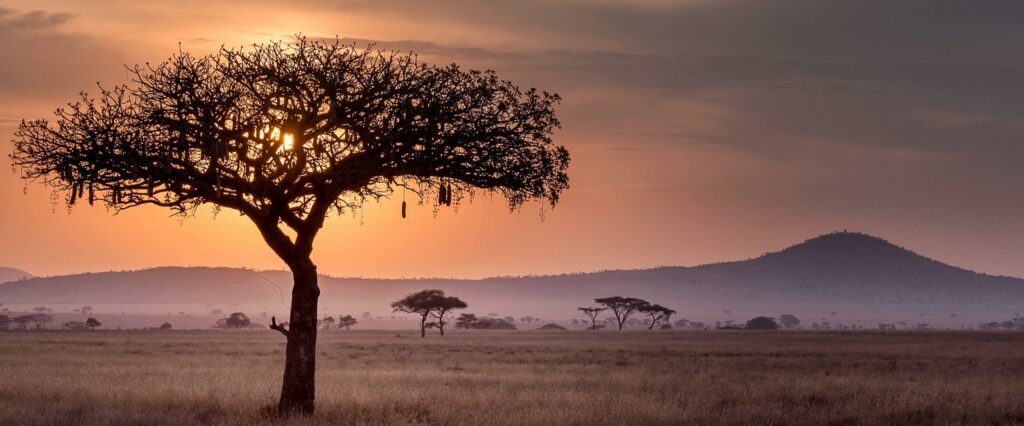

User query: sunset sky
[2,1,1024,278]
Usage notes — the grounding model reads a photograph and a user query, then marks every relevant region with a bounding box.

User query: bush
[745,316,779,330]
[537,323,566,330]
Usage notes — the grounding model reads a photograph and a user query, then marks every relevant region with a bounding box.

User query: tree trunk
[420,315,427,338]
[278,260,320,415]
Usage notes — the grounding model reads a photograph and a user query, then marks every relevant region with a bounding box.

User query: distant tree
[471,317,517,330]
[337,315,358,331]
[504,316,516,324]
[1011,314,1024,330]
[80,306,93,315]
[210,308,225,317]
[578,306,607,330]
[160,322,173,330]
[392,289,467,337]
[215,312,252,329]
[745,316,779,330]
[520,316,536,324]
[778,314,800,329]
[30,313,53,329]
[430,295,468,336]
[85,317,102,330]
[63,320,89,331]
[0,314,9,330]
[594,297,648,330]
[639,304,676,330]
[11,315,33,330]
[537,323,566,330]
[455,313,479,329]
[33,306,51,314]
[362,312,372,320]
[320,316,336,330]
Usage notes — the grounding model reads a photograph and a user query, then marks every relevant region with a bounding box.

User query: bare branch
[270,316,291,338]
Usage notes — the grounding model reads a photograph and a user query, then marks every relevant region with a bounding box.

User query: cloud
[0,8,126,107]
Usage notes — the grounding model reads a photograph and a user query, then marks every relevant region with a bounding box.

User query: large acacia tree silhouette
[10,37,569,414]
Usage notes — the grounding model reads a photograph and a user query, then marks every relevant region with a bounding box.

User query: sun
[282,133,295,150]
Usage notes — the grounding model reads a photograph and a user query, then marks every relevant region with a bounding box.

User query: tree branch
[270,316,290,338]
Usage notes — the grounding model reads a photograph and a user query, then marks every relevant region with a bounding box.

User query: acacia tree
[639,304,676,330]
[455,313,478,329]
[336,315,357,331]
[10,37,569,414]
[390,289,467,337]
[577,306,607,330]
[85,317,102,330]
[778,314,800,329]
[319,316,336,330]
[594,297,648,330]
[430,294,467,336]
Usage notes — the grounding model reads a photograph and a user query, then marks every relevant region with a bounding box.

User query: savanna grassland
[2,330,1024,425]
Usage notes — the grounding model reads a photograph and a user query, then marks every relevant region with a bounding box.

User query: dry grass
[1,330,1024,425]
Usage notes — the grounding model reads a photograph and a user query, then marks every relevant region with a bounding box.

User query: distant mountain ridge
[0,267,32,284]
[1,232,1020,324]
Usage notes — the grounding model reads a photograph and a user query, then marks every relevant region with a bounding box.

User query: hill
[0,267,32,284]
[1,232,1020,326]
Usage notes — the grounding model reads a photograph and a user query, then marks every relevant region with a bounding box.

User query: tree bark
[420,314,427,338]
[277,259,320,415]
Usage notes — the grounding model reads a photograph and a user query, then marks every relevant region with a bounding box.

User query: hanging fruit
[88,183,95,206]
[401,200,407,219]
[438,184,447,206]
[445,184,453,206]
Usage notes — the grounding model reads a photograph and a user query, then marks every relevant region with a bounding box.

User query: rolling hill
[0,267,32,284]
[1,232,1021,326]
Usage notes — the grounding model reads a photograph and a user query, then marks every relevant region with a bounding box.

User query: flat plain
[2,330,1024,425]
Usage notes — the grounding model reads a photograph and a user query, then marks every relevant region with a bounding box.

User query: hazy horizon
[7,230,1023,281]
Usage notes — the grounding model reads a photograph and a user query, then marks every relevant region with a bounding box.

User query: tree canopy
[639,304,676,330]
[391,289,467,337]
[594,297,648,330]
[10,37,569,266]
[337,315,357,330]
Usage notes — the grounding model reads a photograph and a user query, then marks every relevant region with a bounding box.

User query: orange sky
[3,1,1024,278]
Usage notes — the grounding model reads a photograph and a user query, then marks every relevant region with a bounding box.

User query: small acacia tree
[455,313,478,329]
[337,315,357,331]
[216,312,252,329]
[430,295,467,336]
[10,38,568,414]
[319,316,336,330]
[391,289,467,337]
[577,306,607,330]
[594,297,648,330]
[85,317,102,330]
[640,304,676,330]
[778,314,800,329]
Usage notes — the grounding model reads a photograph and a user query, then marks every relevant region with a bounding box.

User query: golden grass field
[2,330,1024,425]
